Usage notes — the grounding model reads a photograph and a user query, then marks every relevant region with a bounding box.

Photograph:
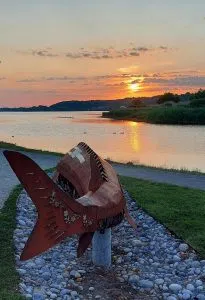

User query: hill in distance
[0,97,159,112]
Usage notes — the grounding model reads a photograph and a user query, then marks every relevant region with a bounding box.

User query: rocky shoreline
[14,190,205,299]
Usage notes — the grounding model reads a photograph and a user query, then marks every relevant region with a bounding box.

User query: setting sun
[129,83,140,92]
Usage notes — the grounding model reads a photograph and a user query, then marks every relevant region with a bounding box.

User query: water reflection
[72,117,127,125]
[128,121,140,152]
[0,111,204,171]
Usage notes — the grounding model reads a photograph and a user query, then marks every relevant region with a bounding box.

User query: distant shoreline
[102,106,205,125]
[0,99,136,112]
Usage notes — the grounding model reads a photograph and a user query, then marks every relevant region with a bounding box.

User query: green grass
[102,106,205,125]
[120,176,205,258]
[0,141,63,157]
[0,168,55,299]
[0,184,25,300]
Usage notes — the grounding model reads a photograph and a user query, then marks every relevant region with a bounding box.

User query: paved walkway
[0,150,59,208]
[112,163,205,190]
[1,149,205,208]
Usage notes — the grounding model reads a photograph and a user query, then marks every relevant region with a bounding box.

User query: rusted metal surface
[4,142,128,260]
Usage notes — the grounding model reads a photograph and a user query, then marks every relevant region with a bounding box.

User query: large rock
[128,275,139,284]
[179,243,189,252]
[131,239,143,247]
[155,278,164,285]
[197,295,205,300]
[139,279,153,289]
[42,272,51,281]
[70,270,81,279]
[169,283,182,293]
[186,283,195,291]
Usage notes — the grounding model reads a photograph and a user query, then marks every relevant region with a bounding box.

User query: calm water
[0,111,205,171]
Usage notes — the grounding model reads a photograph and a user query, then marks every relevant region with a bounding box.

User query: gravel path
[14,190,205,299]
[1,149,205,299]
[1,149,205,208]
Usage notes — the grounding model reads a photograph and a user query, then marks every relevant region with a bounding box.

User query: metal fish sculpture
[4,142,136,261]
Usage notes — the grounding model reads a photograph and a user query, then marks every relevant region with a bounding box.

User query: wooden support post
[92,228,111,269]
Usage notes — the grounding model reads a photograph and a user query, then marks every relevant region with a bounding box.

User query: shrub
[129,99,146,108]
[164,102,173,107]
[103,106,205,125]
[190,98,205,107]
[157,93,180,104]
[191,89,205,100]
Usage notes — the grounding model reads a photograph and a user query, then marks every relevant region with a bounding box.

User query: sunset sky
[1,0,205,107]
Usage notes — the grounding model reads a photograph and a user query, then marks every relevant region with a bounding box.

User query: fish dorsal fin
[77,142,108,192]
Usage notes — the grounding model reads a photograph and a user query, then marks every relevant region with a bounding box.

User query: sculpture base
[92,228,111,269]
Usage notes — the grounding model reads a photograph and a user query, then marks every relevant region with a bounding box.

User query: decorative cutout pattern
[49,189,82,225]
[57,174,79,199]
[49,191,65,209]
[78,142,108,181]
[64,210,81,224]
[82,214,93,228]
